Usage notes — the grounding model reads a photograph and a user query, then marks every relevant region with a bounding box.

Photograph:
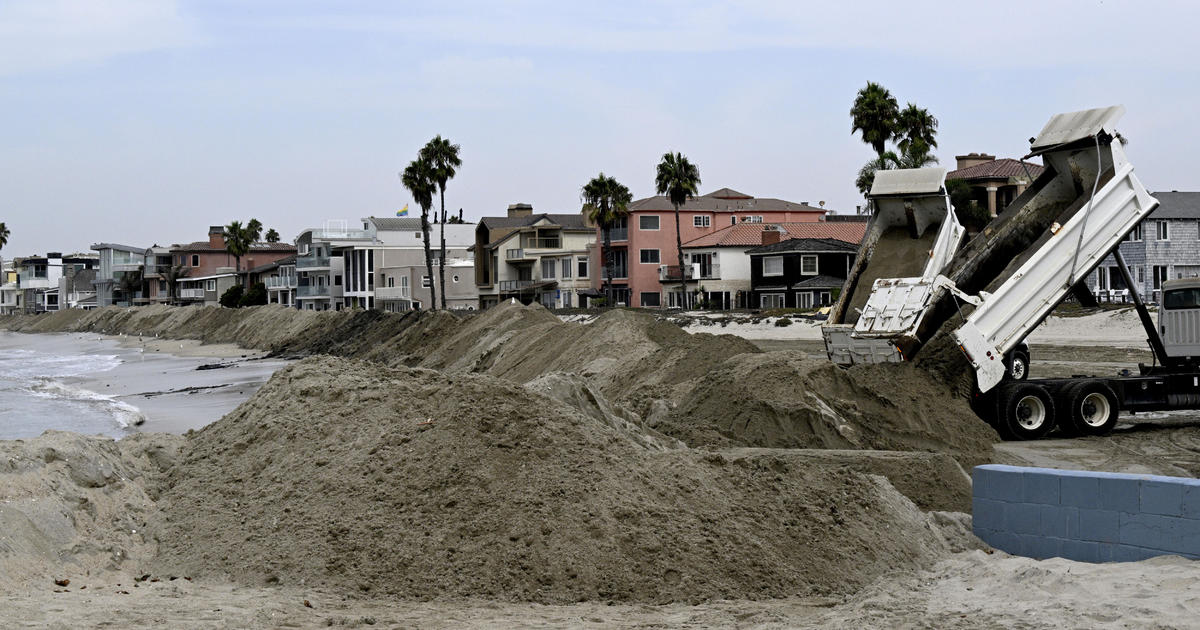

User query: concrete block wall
[973,464,1200,562]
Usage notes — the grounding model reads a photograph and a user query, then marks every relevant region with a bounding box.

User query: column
[986,186,999,218]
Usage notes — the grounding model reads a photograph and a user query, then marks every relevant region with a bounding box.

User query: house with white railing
[474,204,596,310]
[91,243,146,307]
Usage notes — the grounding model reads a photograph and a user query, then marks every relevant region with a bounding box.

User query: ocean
[0,331,290,440]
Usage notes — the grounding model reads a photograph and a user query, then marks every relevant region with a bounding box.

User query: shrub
[774,317,793,327]
[219,284,244,308]
[239,282,268,307]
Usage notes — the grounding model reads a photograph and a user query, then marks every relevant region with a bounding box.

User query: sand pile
[655,352,997,468]
[0,432,183,590]
[152,356,961,604]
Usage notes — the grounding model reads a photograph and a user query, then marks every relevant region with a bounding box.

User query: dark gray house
[747,237,857,309]
[1088,191,1200,303]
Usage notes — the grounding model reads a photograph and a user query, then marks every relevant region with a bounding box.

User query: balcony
[525,237,561,250]
[602,227,628,242]
[308,228,371,240]
[297,285,330,298]
[498,280,535,292]
[374,286,410,300]
[143,264,171,277]
[179,288,205,299]
[112,263,144,272]
[18,277,52,289]
[506,248,528,260]
[659,263,719,282]
[265,276,297,289]
[296,256,331,270]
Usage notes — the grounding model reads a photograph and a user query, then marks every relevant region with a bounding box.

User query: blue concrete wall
[973,464,1200,562]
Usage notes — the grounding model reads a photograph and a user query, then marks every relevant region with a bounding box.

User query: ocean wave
[0,350,122,380]
[28,379,146,429]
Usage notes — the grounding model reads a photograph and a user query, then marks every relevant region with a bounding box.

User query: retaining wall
[973,464,1200,562]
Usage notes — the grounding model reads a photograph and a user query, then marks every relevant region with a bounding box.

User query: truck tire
[1062,380,1120,437]
[1007,348,1030,381]
[997,382,1056,440]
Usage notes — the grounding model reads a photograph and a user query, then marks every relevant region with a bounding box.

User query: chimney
[761,227,781,246]
[507,203,533,218]
[954,152,996,171]
[208,225,226,248]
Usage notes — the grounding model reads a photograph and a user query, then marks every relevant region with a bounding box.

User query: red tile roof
[628,188,829,214]
[947,158,1044,181]
[681,221,867,248]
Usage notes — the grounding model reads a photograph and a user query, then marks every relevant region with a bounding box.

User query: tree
[420,135,462,310]
[896,103,938,158]
[855,147,940,196]
[0,222,8,252]
[219,284,244,308]
[582,173,633,305]
[117,269,143,306]
[239,282,268,307]
[265,228,280,243]
[850,82,899,157]
[223,220,251,278]
[245,218,263,243]
[165,263,189,302]
[655,152,701,308]
[401,157,438,310]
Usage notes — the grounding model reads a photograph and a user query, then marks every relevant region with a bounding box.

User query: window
[639,249,660,264]
[731,216,737,225]
[334,274,342,286]
[1165,288,1200,310]
[414,232,422,239]
[158,280,166,292]
[577,256,589,278]
[693,215,710,228]
[541,258,556,279]
[611,249,628,278]
[1157,220,1170,240]
[421,275,431,288]
[191,255,199,267]
[640,215,660,230]
[801,255,818,275]
[561,257,572,278]
[205,280,216,291]
[1154,265,1168,290]
[1127,223,1143,242]
[760,293,786,308]
[1137,266,1145,284]
[640,292,662,307]
[400,276,410,298]
[386,276,394,287]
[742,216,763,223]
[763,256,784,276]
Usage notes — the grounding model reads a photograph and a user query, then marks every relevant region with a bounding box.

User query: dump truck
[823,105,1200,441]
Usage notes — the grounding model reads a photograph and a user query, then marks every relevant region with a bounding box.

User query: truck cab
[1161,278,1200,360]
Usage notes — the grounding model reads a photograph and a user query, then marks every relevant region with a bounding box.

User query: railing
[112,263,144,272]
[179,288,205,299]
[142,264,170,277]
[307,228,371,240]
[17,277,53,289]
[658,263,720,281]
[603,228,628,242]
[374,286,410,300]
[296,256,331,269]
[297,285,330,297]
[506,249,526,260]
[265,276,297,289]
[498,280,535,292]
[526,237,561,249]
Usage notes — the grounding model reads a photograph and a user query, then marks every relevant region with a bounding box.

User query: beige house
[947,153,1045,217]
[475,204,596,309]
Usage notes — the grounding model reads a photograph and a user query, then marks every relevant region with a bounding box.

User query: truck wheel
[1007,349,1030,381]
[998,382,1056,440]
[1063,381,1120,437]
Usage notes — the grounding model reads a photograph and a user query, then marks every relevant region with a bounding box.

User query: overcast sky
[2,0,1199,256]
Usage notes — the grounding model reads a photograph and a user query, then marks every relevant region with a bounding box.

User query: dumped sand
[151,356,963,604]
[656,352,997,468]
[0,432,183,591]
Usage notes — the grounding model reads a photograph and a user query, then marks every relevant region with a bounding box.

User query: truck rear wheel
[1006,348,1030,381]
[1063,381,1120,436]
[997,382,1056,440]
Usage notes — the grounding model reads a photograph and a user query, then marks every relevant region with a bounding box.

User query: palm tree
[420,136,462,310]
[223,220,251,279]
[265,228,280,243]
[245,218,263,243]
[117,269,143,306]
[895,103,938,158]
[0,222,8,252]
[165,263,189,302]
[850,82,899,157]
[855,148,939,197]
[401,157,438,310]
[582,173,632,304]
[655,152,701,308]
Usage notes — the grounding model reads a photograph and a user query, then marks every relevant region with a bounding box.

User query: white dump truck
[824,106,1200,441]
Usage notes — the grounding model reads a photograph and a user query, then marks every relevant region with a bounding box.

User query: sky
[3,0,1200,256]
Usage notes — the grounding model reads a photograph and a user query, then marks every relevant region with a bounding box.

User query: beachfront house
[748,237,860,309]
[474,204,595,310]
[0,261,18,314]
[249,255,297,307]
[91,243,146,307]
[947,153,1045,218]
[597,188,830,307]
[142,246,175,305]
[1087,191,1200,303]
[677,220,868,309]
[8,253,98,314]
[170,226,296,304]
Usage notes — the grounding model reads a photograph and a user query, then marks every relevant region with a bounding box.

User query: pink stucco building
[593,188,829,307]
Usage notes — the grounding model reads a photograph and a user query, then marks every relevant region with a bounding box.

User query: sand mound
[153,356,960,604]
[0,432,183,590]
[657,352,997,468]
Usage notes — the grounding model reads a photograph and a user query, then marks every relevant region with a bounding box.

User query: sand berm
[0,303,995,603]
